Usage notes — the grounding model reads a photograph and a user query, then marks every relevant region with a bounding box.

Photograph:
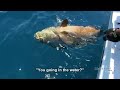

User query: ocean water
[0,11,111,79]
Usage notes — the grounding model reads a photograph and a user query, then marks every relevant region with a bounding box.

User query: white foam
[19,68,22,71]
[64,52,71,58]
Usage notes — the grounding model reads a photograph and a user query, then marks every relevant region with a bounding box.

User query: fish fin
[61,31,69,35]
[60,19,68,27]
[61,31,77,38]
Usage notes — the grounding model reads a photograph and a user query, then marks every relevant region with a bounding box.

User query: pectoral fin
[61,31,77,38]
[61,31,69,35]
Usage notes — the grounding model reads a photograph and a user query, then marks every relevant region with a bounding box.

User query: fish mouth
[34,33,44,41]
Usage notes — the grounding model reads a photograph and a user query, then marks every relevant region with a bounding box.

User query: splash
[56,15,72,26]
[56,15,62,25]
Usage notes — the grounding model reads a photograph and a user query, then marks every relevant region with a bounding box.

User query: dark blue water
[0,11,111,79]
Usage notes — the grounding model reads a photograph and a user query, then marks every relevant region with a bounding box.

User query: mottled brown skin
[56,26,100,37]
[55,26,100,45]
[34,19,101,48]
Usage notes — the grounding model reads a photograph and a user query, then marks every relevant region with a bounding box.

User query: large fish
[34,19,103,49]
